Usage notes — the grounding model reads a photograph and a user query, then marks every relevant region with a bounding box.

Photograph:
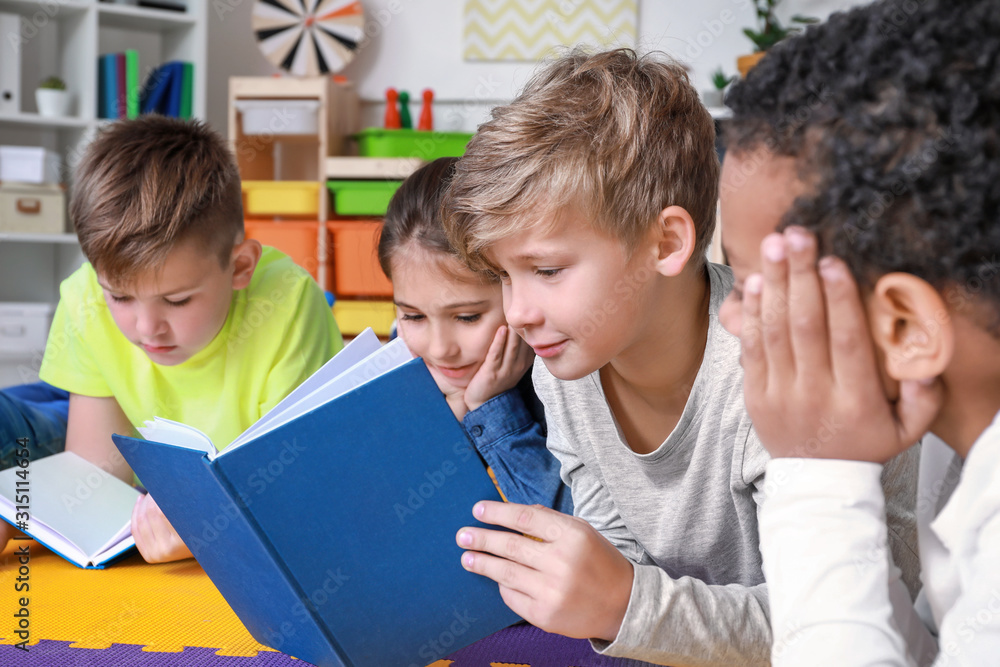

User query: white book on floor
[0,452,140,569]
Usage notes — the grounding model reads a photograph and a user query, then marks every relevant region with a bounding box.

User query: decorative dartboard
[252,0,364,77]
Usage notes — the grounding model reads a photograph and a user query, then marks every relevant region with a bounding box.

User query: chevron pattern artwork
[463,0,637,62]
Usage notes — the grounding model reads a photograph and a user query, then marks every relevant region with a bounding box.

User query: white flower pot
[701,89,724,108]
[35,88,74,117]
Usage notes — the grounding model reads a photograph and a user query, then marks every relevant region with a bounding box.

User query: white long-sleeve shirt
[760,412,1000,666]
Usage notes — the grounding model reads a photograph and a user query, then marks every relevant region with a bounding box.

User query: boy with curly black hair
[718,0,1000,663]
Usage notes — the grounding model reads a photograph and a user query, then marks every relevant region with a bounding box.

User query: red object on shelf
[384,87,401,129]
[418,89,434,131]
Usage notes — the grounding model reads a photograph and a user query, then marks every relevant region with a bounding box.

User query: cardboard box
[0,146,63,184]
[235,99,321,135]
[0,302,55,355]
[0,183,67,234]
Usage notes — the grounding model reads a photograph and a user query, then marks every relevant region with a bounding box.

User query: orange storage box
[327,221,393,297]
[244,220,321,280]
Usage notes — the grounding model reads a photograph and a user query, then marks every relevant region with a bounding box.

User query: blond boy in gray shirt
[444,49,920,666]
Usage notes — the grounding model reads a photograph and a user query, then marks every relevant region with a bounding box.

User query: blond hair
[444,48,719,272]
[71,116,244,285]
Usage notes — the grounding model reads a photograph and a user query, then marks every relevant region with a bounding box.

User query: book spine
[125,49,139,119]
[115,53,126,119]
[97,56,106,119]
[180,62,193,119]
[166,61,182,117]
[102,55,118,119]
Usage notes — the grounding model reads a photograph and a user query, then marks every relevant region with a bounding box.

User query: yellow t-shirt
[40,247,343,450]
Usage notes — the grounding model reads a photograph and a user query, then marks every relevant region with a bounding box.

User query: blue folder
[100,54,118,118]
[140,63,172,115]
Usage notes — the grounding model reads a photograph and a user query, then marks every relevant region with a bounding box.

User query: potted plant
[35,76,74,117]
[738,0,818,77]
[703,68,735,108]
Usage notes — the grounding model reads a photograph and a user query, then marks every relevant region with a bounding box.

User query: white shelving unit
[0,0,206,386]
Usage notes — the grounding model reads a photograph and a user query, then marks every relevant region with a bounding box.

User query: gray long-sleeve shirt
[532,262,920,666]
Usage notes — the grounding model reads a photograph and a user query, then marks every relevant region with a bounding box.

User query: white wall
[205,0,869,135]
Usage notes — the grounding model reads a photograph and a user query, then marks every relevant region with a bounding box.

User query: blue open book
[0,452,139,568]
[112,330,518,667]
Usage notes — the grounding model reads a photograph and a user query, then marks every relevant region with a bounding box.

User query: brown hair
[71,115,244,285]
[378,157,461,280]
[444,48,719,272]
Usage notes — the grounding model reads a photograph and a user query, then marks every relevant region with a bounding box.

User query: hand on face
[463,325,535,412]
[740,227,942,463]
[131,493,193,563]
[456,500,633,641]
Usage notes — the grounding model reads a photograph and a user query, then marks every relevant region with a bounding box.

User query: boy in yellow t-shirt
[3,116,341,562]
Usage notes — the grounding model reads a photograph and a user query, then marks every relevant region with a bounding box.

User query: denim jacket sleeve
[461,378,573,515]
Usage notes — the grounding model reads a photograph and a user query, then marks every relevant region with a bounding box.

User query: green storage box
[353,128,474,160]
[327,180,403,216]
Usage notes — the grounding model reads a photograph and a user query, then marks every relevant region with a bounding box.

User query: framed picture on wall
[463,0,638,62]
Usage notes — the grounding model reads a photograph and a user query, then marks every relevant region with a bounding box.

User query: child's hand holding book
[131,492,192,563]
[456,499,634,642]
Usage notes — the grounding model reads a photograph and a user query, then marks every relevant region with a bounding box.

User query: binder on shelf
[140,63,172,115]
[180,62,193,119]
[165,61,184,117]
[0,13,20,114]
[115,54,126,120]
[99,54,119,119]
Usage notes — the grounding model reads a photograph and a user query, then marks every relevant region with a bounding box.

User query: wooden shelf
[325,157,422,180]
[0,113,90,129]
[0,232,78,244]
[98,3,197,30]
[708,106,733,120]
[0,0,89,14]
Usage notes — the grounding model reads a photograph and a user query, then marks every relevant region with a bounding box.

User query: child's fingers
[818,257,880,395]
[484,325,508,369]
[457,526,545,570]
[740,273,767,398]
[471,500,567,542]
[460,548,545,596]
[131,495,153,558]
[501,328,534,377]
[760,234,794,380]
[496,586,537,625]
[784,228,830,379]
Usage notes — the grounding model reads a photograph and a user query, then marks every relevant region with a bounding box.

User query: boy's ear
[650,205,697,277]
[868,273,954,381]
[231,238,262,290]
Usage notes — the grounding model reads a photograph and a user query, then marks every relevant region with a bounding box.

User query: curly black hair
[725,0,1000,329]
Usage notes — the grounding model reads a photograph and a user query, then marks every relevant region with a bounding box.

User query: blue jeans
[0,382,69,469]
